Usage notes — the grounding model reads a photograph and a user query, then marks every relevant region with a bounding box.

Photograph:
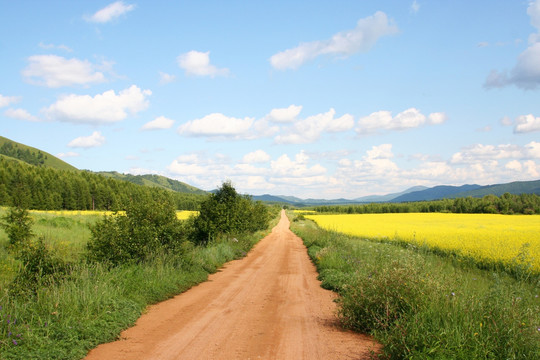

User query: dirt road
[85,210,379,359]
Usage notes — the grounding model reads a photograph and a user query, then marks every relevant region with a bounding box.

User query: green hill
[0,136,77,171]
[98,172,207,195]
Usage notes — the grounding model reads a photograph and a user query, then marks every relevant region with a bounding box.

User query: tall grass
[0,210,274,359]
[289,213,540,359]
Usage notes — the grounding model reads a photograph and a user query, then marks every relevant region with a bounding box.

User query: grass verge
[0,225,272,359]
[289,212,540,359]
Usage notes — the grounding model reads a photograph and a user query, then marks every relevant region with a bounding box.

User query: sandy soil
[85,210,379,359]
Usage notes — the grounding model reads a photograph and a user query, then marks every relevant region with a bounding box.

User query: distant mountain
[98,172,207,195]
[252,180,540,206]
[392,184,483,202]
[354,186,429,202]
[449,179,540,198]
[0,136,77,171]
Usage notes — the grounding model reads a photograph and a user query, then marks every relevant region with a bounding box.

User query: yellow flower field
[28,209,199,220]
[304,213,540,272]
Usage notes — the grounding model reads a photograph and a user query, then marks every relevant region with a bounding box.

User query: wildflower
[12,340,17,345]
[451,292,455,296]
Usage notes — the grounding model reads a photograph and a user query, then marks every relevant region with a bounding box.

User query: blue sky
[1,0,540,198]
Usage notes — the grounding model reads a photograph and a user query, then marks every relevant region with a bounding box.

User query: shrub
[87,199,186,265]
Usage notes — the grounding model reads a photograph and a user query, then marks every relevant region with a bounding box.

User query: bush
[9,237,66,295]
[87,199,186,265]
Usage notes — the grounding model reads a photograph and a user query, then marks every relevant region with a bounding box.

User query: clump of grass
[290,213,540,359]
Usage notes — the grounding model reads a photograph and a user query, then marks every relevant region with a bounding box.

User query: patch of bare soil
[85,210,380,359]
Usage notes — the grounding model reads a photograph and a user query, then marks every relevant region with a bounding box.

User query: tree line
[312,193,540,215]
[0,157,204,211]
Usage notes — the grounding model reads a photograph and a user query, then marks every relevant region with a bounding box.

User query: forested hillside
[0,157,204,210]
[0,136,78,171]
[98,172,207,195]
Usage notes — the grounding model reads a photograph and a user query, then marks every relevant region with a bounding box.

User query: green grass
[289,212,540,359]
[0,209,276,359]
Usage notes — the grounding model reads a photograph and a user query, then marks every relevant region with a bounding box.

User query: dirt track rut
[85,210,379,359]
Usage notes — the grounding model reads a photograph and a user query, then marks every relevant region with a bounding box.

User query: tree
[191,181,269,244]
[0,206,34,248]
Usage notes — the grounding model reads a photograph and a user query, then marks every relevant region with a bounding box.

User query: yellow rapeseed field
[304,213,540,272]
[28,209,199,220]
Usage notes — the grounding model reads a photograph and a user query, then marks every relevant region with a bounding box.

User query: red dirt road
[85,210,379,359]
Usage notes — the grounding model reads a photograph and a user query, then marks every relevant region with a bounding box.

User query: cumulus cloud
[356,108,446,134]
[85,1,135,23]
[22,55,108,88]
[450,142,540,164]
[270,11,398,70]
[43,85,151,124]
[4,108,40,122]
[141,116,174,130]
[68,131,105,148]
[177,51,229,77]
[266,105,302,123]
[271,151,326,177]
[0,94,20,108]
[514,114,540,133]
[485,1,540,89]
[177,113,254,138]
[275,108,354,144]
[242,150,271,164]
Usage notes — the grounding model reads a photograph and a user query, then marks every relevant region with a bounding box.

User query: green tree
[0,206,34,247]
[192,181,269,244]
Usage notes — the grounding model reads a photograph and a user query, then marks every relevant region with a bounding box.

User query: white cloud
[275,108,354,144]
[177,113,254,138]
[450,142,540,165]
[56,152,79,158]
[86,1,135,23]
[271,151,326,177]
[270,11,398,70]
[159,71,176,84]
[514,114,540,133]
[505,160,523,171]
[357,108,446,134]
[242,150,271,164]
[528,0,540,31]
[266,104,302,123]
[22,55,108,88]
[4,108,40,122]
[485,1,540,89]
[141,116,174,130]
[44,85,151,124]
[428,112,448,124]
[177,51,229,77]
[0,94,20,108]
[410,1,420,14]
[68,131,105,148]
